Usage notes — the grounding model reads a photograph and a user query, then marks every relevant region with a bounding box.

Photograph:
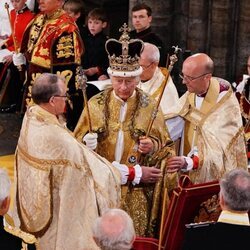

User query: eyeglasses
[140,62,154,70]
[179,72,211,82]
[53,94,68,99]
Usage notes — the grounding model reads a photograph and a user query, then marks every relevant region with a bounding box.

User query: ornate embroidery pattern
[27,15,45,53]
[99,89,150,141]
[56,34,74,59]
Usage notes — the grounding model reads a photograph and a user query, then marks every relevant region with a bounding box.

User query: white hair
[92,208,135,250]
[0,168,11,205]
[142,42,160,63]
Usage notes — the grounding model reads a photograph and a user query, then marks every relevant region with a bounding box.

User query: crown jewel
[105,23,144,77]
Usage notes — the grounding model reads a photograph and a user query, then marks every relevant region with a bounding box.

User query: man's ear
[205,73,212,81]
[148,16,152,24]
[49,96,56,106]
[75,12,81,20]
[102,22,107,29]
[219,192,225,210]
[0,197,10,216]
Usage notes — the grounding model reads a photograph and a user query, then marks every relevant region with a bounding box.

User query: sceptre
[76,66,92,133]
[146,45,182,136]
[137,46,182,164]
[4,2,22,71]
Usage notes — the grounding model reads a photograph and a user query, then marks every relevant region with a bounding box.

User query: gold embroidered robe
[12,105,121,250]
[166,77,247,184]
[74,88,173,237]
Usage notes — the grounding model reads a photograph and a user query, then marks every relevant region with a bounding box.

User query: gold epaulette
[4,225,38,245]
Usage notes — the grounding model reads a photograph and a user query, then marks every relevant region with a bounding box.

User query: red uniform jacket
[5,5,34,51]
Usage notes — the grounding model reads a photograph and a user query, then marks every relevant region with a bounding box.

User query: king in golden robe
[74,24,175,237]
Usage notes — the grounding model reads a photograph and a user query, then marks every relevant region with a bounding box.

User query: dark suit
[130,27,166,66]
[0,216,36,250]
[182,221,250,250]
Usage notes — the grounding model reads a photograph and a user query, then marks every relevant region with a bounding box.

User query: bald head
[92,209,135,250]
[181,53,214,94]
[141,43,160,63]
[183,53,214,74]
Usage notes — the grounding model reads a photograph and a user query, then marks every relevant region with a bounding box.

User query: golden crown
[105,23,144,77]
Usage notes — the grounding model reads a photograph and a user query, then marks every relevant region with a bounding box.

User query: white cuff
[132,164,142,185]
[182,156,193,172]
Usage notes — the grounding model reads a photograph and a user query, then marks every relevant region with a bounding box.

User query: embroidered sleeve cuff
[132,164,142,185]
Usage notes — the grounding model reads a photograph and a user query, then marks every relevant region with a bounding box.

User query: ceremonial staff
[137,46,182,164]
[4,2,22,71]
[76,66,92,133]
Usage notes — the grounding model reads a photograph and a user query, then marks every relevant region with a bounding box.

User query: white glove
[112,161,129,185]
[83,133,98,150]
[12,53,26,66]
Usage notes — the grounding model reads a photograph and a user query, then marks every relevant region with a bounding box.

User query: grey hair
[0,169,11,206]
[220,169,250,211]
[31,73,65,104]
[142,42,160,63]
[92,208,135,250]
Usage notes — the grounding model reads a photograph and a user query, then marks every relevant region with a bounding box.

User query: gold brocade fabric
[165,78,248,184]
[184,78,220,154]
[12,105,121,250]
[74,88,173,237]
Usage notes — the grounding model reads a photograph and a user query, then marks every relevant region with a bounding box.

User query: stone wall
[128,0,250,93]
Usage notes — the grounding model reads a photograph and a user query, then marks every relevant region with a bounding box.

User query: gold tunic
[12,105,121,250]
[74,88,173,237]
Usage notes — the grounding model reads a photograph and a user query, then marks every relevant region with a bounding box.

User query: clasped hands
[83,133,161,184]
[83,133,154,153]
[166,156,187,173]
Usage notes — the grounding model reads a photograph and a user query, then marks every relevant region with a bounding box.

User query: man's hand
[138,136,154,154]
[83,133,98,150]
[3,54,13,65]
[98,74,108,80]
[166,156,187,173]
[140,166,162,183]
[84,67,98,76]
[12,53,26,66]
